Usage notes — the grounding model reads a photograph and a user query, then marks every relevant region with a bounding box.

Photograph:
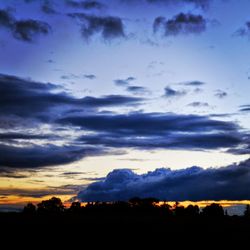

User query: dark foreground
[1,197,250,246]
[1,212,250,247]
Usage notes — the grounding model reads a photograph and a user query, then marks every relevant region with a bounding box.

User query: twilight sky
[1,0,250,208]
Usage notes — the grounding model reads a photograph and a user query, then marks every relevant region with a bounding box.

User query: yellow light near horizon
[158,200,250,208]
[75,149,249,176]
[0,195,73,206]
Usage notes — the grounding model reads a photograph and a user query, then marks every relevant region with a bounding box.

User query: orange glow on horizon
[1,195,250,210]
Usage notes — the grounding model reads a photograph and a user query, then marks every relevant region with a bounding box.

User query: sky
[1,0,250,209]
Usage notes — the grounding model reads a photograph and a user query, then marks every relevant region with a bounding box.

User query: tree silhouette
[174,204,185,217]
[69,202,82,213]
[23,203,36,214]
[129,197,142,207]
[37,197,64,214]
[202,203,224,217]
[185,205,200,217]
[244,204,250,217]
[159,202,173,217]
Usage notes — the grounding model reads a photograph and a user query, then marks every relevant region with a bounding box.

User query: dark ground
[1,212,250,247]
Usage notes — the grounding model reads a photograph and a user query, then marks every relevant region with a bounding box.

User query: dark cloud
[0,9,14,28]
[23,0,37,3]
[126,86,149,95]
[47,59,55,63]
[215,90,227,99]
[182,80,206,86]
[228,147,250,155]
[0,73,143,121]
[13,19,51,42]
[61,73,81,80]
[147,0,211,9]
[239,105,250,112]
[59,112,239,136]
[0,73,59,119]
[154,12,207,36]
[68,13,125,40]
[0,9,51,42]
[66,0,105,10]
[84,74,96,79]
[0,171,29,179]
[184,0,211,8]
[153,16,166,33]
[0,184,82,198]
[234,22,250,37]
[0,143,105,169]
[61,73,96,80]
[78,158,250,201]
[0,132,56,141]
[122,0,212,9]
[62,171,85,175]
[58,112,246,151]
[41,0,57,14]
[194,87,203,93]
[1,73,248,172]
[187,102,209,107]
[79,95,143,107]
[0,73,145,169]
[79,132,242,151]
[227,134,250,155]
[164,87,186,97]
[114,77,136,86]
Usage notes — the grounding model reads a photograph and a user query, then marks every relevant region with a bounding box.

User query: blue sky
[1,0,250,205]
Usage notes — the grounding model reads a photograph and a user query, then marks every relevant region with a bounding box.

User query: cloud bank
[78,158,250,201]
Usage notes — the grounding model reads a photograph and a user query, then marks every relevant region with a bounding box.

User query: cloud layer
[0,73,143,169]
[62,112,245,151]
[0,144,105,168]
[0,73,249,171]
[0,73,142,121]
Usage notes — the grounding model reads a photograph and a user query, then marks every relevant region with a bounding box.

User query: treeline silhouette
[22,196,231,218]
[1,197,250,245]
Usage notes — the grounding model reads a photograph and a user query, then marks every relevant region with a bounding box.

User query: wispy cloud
[68,12,125,40]
[164,86,186,98]
[114,77,136,86]
[215,90,227,99]
[187,102,209,108]
[154,13,207,36]
[66,0,105,10]
[0,9,51,42]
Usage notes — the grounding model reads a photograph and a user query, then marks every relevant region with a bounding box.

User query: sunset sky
[1,0,250,210]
